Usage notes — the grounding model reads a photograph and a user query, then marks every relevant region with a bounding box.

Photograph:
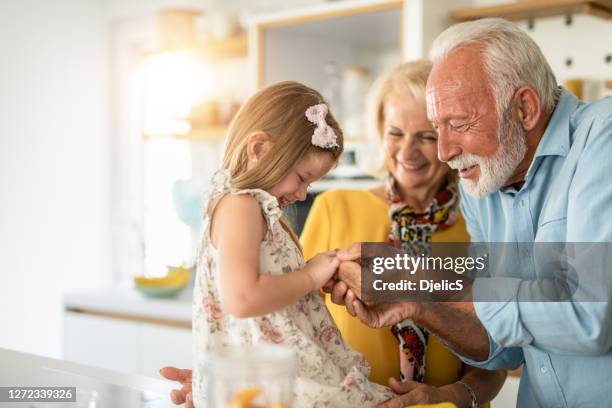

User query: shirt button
[519,200,525,207]
[540,365,547,374]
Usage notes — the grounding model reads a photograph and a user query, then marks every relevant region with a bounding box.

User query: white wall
[0,0,112,358]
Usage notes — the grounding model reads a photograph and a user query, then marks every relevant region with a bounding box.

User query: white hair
[429,18,561,118]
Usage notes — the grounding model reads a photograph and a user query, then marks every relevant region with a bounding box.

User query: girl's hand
[304,251,340,290]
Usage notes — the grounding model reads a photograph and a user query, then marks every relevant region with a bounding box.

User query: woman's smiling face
[382,91,450,195]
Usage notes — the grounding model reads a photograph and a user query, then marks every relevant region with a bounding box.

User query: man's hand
[376,378,460,408]
[324,243,362,306]
[350,298,419,328]
[337,242,361,262]
[159,366,193,407]
[338,260,362,299]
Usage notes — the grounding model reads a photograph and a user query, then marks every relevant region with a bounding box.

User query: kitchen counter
[63,286,191,326]
[0,347,176,407]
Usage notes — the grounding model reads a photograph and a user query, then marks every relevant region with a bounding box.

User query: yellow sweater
[300,189,470,387]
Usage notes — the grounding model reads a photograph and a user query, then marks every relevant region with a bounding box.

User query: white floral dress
[193,170,393,408]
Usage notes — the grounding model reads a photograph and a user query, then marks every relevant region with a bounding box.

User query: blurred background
[0,1,610,404]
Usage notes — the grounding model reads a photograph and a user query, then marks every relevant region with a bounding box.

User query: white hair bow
[305,103,339,149]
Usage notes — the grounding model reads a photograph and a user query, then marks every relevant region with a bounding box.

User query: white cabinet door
[63,311,192,377]
[139,323,192,378]
[63,312,140,373]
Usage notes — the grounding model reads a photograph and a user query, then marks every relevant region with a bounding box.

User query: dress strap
[204,169,282,230]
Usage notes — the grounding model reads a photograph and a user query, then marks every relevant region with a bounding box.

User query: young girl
[193,81,394,407]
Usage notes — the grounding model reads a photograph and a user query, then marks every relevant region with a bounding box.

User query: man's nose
[437,130,461,163]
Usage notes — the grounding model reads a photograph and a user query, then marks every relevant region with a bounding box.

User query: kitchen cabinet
[63,312,141,374]
[63,289,192,378]
[140,324,192,378]
[251,0,402,141]
[63,311,192,378]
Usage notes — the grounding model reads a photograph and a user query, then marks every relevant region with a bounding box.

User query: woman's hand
[377,378,468,408]
[304,250,340,290]
[159,367,194,408]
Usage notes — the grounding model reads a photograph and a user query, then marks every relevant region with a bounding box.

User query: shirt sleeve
[300,193,332,260]
[459,331,525,371]
[473,114,612,356]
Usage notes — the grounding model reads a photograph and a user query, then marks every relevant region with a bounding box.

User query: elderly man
[334,17,612,408]
[162,17,610,408]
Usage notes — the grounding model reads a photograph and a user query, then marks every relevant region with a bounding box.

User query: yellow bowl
[134,266,191,288]
[134,266,192,298]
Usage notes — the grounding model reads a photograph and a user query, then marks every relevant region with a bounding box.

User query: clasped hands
[324,242,420,330]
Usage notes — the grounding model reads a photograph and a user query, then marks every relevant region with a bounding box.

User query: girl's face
[268,152,335,209]
[383,91,450,194]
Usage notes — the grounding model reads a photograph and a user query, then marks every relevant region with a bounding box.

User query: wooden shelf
[196,34,248,61]
[178,125,228,141]
[450,0,612,22]
[144,34,248,62]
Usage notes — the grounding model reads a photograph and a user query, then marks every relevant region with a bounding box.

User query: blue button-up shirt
[458,90,612,407]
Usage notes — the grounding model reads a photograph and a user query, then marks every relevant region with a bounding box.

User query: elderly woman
[300,60,505,407]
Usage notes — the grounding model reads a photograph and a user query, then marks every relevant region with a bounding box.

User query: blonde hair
[221,81,344,245]
[365,60,433,178]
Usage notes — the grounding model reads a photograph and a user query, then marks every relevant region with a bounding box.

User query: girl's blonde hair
[365,59,433,178]
[221,81,344,246]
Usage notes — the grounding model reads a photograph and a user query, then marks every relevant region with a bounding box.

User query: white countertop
[0,347,176,407]
[63,286,191,323]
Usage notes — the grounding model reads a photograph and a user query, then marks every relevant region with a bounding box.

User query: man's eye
[451,123,470,132]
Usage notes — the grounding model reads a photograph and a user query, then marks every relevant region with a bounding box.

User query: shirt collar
[533,88,578,159]
[501,88,578,195]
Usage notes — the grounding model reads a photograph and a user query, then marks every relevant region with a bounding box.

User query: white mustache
[447,154,481,170]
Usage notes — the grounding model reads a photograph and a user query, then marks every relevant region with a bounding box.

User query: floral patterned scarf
[385,175,460,383]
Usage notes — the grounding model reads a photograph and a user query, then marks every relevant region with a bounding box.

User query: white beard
[447,107,528,198]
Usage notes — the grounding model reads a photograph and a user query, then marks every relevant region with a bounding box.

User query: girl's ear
[246,131,272,164]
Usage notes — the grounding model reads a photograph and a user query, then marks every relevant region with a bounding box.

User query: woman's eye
[297,174,305,183]
[387,131,403,137]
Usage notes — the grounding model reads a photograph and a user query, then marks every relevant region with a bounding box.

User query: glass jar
[195,344,296,408]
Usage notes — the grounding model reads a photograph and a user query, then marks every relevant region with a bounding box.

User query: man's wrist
[455,380,478,408]
[402,300,422,323]
[440,382,475,408]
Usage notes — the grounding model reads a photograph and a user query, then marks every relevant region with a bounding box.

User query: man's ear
[246,131,272,164]
[514,86,541,132]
